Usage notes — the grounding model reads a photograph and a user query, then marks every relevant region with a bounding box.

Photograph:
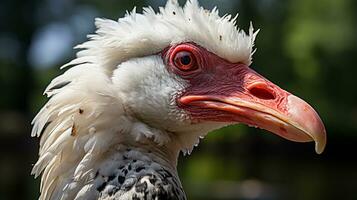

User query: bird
[31,0,327,200]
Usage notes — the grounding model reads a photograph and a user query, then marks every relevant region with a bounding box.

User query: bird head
[101,0,326,154]
[32,0,326,186]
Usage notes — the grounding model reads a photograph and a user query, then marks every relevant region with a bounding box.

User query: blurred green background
[1,0,356,199]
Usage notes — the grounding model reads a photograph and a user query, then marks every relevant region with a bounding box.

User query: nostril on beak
[248,83,276,100]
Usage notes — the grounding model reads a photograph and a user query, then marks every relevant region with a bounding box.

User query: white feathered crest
[31,1,258,199]
[63,0,258,71]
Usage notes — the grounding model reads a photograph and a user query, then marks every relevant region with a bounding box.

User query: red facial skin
[161,43,326,154]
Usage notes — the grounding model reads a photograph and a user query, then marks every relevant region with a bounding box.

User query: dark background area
[0,0,356,199]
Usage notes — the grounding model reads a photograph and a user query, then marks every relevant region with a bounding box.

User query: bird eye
[173,51,198,72]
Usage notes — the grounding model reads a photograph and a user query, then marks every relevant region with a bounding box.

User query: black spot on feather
[136,167,145,173]
[149,176,157,185]
[135,181,148,193]
[118,176,125,184]
[71,123,77,136]
[108,175,116,181]
[94,171,99,178]
[97,182,107,192]
[108,187,119,196]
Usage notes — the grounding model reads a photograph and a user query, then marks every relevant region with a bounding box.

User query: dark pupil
[180,55,191,65]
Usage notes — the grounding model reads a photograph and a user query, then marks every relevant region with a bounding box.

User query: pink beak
[179,66,327,154]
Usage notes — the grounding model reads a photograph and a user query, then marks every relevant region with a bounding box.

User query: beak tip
[315,144,324,154]
[287,95,327,154]
[315,130,327,154]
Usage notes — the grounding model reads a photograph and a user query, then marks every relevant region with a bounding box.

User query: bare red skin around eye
[161,43,289,123]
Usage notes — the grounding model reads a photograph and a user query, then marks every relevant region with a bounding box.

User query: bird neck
[114,138,181,172]
[117,112,185,170]
[90,143,186,200]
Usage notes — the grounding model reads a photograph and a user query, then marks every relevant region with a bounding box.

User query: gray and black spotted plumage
[92,148,186,200]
